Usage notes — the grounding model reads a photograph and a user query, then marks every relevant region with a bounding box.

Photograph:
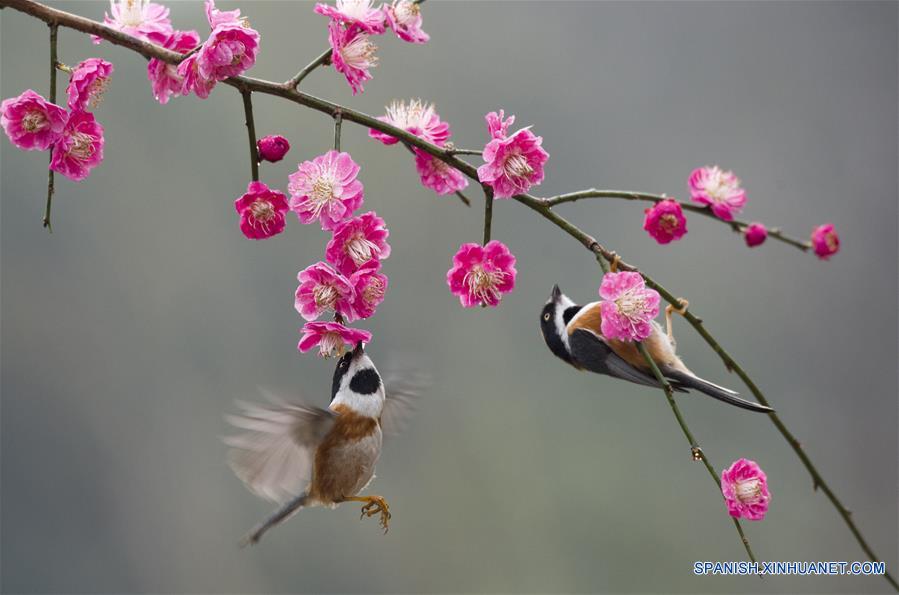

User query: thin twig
[286,48,331,89]
[635,340,758,563]
[482,187,493,244]
[447,148,483,156]
[43,22,58,232]
[454,191,472,207]
[240,87,259,182]
[333,108,342,152]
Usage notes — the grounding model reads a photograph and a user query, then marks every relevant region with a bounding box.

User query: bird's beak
[352,341,365,359]
[551,284,562,301]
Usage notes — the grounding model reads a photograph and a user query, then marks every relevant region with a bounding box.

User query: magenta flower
[369,99,450,146]
[446,241,517,308]
[348,260,388,320]
[288,150,364,230]
[811,223,840,260]
[598,271,660,342]
[328,22,378,95]
[234,181,290,240]
[298,321,372,357]
[1,90,68,151]
[688,165,747,221]
[643,199,687,244]
[721,458,771,521]
[50,111,104,182]
[477,110,549,199]
[385,0,429,44]
[94,0,173,43]
[257,135,290,163]
[177,54,217,99]
[205,0,244,29]
[66,59,114,112]
[744,222,768,248]
[414,149,468,195]
[147,30,201,104]
[197,24,260,82]
[315,0,386,35]
[295,262,356,321]
[325,211,391,276]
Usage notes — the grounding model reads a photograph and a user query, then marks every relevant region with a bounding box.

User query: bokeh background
[2,1,897,593]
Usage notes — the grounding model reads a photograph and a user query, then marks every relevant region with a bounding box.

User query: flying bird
[539,284,772,413]
[225,342,419,545]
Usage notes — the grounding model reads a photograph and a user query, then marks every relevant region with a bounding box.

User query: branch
[544,190,811,252]
[240,87,259,182]
[482,186,493,244]
[43,22,58,232]
[286,48,331,89]
[3,0,894,587]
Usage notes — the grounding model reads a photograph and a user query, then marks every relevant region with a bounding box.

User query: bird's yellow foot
[665,298,689,346]
[346,495,391,533]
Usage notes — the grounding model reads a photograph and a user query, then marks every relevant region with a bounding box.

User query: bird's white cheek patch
[332,390,384,419]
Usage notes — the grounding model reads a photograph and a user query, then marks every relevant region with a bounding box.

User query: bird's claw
[358,495,391,533]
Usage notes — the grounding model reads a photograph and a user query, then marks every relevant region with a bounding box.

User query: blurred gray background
[2,1,897,593]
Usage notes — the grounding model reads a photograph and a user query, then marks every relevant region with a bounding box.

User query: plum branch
[1,0,894,588]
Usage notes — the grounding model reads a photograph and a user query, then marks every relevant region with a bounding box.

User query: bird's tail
[664,370,773,413]
[240,492,308,547]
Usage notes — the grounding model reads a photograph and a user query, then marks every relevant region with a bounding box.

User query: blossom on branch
[598,271,660,342]
[446,241,517,308]
[177,54,216,99]
[66,59,114,112]
[298,321,371,357]
[414,149,468,195]
[288,150,364,230]
[147,30,202,105]
[94,0,173,43]
[369,99,450,146]
[688,165,747,221]
[197,24,260,82]
[642,199,687,244]
[721,458,771,521]
[385,0,429,44]
[295,262,356,321]
[325,211,391,276]
[811,223,839,260]
[204,0,245,29]
[348,260,388,320]
[744,222,768,247]
[257,135,290,163]
[49,111,104,181]
[477,110,549,199]
[1,90,68,151]
[328,22,378,95]
[234,181,290,240]
[315,0,386,35]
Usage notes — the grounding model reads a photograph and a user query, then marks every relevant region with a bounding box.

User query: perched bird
[225,342,418,545]
[539,284,772,413]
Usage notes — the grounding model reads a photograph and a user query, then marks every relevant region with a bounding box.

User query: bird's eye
[339,361,348,369]
[543,312,551,321]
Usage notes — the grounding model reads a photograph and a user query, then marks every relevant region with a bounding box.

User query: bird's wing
[380,371,429,436]
[568,328,665,388]
[224,394,335,504]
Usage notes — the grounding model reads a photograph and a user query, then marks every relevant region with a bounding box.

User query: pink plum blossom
[94,0,173,44]
[811,223,840,260]
[369,99,450,146]
[385,0,429,44]
[257,134,290,163]
[486,109,514,140]
[50,111,104,181]
[66,59,114,112]
[348,260,388,320]
[298,321,371,357]
[477,110,549,199]
[234,181,290,240]
[598,271,660,342]
[328,22,378,95]
[414,148,468,195]
[688,165,747,221]
[325,211,391,276]
[721,458,771,521]
[197,24,260,82]
[0,90,68,151]
[315,0,386,35]
[446,241,517,308]
[205,0,244,29]
[177,54,217,99]
[295,262,356,321]
[147,30,202,104]
[288,150,364,230]
[643,199,687,244]
[744,222,768,247]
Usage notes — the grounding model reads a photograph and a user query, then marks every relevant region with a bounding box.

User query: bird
[539,284,772,413]
[224,342,418,545]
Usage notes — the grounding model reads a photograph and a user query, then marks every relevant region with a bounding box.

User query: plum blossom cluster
[286,150,391,357]
[2,57,113,181]
[721,458,771,521]
[477,110,549,199]
[446,241,517,308]
[370,99,468,196]
[317,0,429,95]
